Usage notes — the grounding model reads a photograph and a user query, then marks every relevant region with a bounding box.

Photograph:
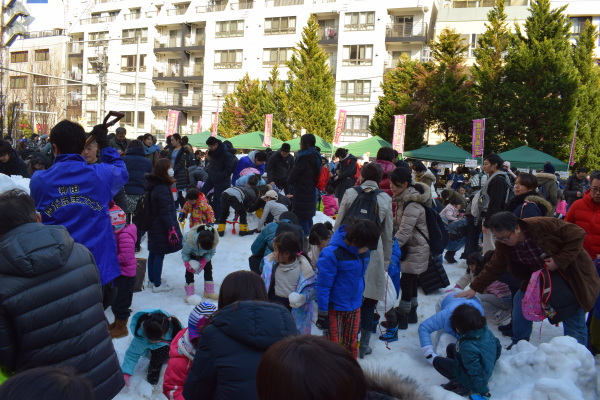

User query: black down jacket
[205,140,237,186]
[0,148,29,178]
[183,301,298,400]
[145,173,183,254]
[287,147,321,221]
[0,223,124,400]
[169,145,193,190]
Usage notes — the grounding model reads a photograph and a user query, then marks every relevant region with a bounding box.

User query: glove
[421,345,438,365]
[90,124,108,149]
[123,373,131,387]
[315,311,329,330]
[168,226,179,248]
[445,285,461,293]
[178,212,186,222]
[198,258,207,272]
[469,394,491,400]
[288,292,306,308]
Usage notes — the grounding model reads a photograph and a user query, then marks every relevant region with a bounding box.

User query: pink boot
[185,283,202,305]
[204,281,219,300]
[185,283,195,297]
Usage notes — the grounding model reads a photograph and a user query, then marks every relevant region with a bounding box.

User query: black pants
[360,298,378,331]
[400,273,419,303]
[147,346,170,385]
[102,282,117,310]
[433,344,456,381]
[463,215,481,258]
[219,192,247,224]
[110,275,135,320]
[202,180,230,218]
[185,260,213,284]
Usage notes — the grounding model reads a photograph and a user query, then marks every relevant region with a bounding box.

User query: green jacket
[453,327,501,394]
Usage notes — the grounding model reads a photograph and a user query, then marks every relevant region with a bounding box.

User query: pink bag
[522,269,545,322]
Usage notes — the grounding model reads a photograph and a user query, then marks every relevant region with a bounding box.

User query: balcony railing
[215,29,244,38]
[154,38,182,48]
[146,11,158,17]
[153,66,180,78]
[123,12,141,20]
[70,70,83,81]
[185,35,205,46]
[23,29,64,39]
[122,36,148,44]
[183,64,204,76]
[266,0,303,6]
[152,96,182,107]
[344,23,375,31]
[214,61,242,69]
[207,3,227,12]
[318,26,338,41]
[88,39,108,47]
[68,42,83,54]
[121,66,147,72]
[182,95,202,107]
[385,22,426,38]
[80,15,117,24]
[166,7,187,16]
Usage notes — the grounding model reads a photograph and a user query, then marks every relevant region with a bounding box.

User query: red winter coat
[373,159,396,198]
[565,190,600,259]
[163,328,194,400]
[115,224,137,277]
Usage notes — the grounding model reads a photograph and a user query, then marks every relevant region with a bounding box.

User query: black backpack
[340,187,382,228]
[405,201,449,256]
[132,189,154,231]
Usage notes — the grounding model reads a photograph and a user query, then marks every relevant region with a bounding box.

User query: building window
[344,12,375,31]
[344,115,369,136]
[87,111,98,125]
[33,75,49,86]
[122,111,145,129]
[340,80,371,101]
[214,81,238,96]
[10,51,27,63]
[121,55,147,72]
[87,86,98,100]
[34,49,49,61]
[122,28,148,44]
[214,50,242,69]
[89,31,108,46]
[215,20,244,38]
[460,34,478,57]
[120,83,146,98]
[263,48,291,67]
[264,16,296,35]
[9,76,27,89]
[571,17,592,35]
[342,45,373,66]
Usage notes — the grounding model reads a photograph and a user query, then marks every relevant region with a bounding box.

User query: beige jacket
[393,182,431,275]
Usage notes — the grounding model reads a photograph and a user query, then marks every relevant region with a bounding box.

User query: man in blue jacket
[231,150,268,185]
[30,120,128,296]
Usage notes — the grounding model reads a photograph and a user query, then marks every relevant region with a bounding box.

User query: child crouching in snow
[121,309,183,386]
[178,188,214,229]
[163,302,217,400]
[428,303,501,400]
[182,224,219,303]
[261,232,316,334]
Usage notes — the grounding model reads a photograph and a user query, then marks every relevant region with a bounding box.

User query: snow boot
[378,326,398,342]
[371,313,380,334]
[109,318,129,339]
[396,310,408,330]
[239,223,251,236]
[217,223,226,237]
[359,329,372,359]
[444,251,457,264]
[204,281,219,300]
[108,320,116,331]
[408,305,418,324]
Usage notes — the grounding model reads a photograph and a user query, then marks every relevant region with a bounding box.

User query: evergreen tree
[572,21,600,170]
[287,15,336,141]
[471,0,512,153]
[267,66,292,141]
[503,0,579,158]
[427,27,475,147]
[219,74,269,137]
[369,55,426,150]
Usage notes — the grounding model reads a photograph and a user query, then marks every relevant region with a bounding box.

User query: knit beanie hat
[109,204,126,232]
[543,161,555,174]
[188,302,217,340]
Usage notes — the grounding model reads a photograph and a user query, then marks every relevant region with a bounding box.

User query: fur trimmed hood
[397,182,431,205]
[535,172,556,185]
[364,368,432,400]
[524,194,553,216]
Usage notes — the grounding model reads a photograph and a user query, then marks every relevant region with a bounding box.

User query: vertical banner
[472,119,485,158]
[332,109,347,146]
[166,110,180,136]
[262,114,273,147]
[196,117,202,133]
[211,112,218,137]
[569,130,577,166]
[392,114,406,153]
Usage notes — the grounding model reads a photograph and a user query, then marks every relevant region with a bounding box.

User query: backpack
[522,269,545,322]
[340,187,382,229]
[537,183,548,201]
[479,172,513,215]
[316,165,331,192]
[522,267,579,324]
[132,189,154,231]
[406,201,449,256]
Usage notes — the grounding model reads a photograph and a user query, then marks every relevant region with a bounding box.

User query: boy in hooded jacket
[182,224,220,302]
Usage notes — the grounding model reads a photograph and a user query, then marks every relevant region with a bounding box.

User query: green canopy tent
[338,136,392,157]
[497,145,569,171]
[402,141,472,164]
[226,131,283,150]
[186,131,226,147]
[285,135,332,152]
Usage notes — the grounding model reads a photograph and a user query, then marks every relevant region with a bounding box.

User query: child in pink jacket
[163,302,217,400]
[322,184,338,218]
[108,203,138,339]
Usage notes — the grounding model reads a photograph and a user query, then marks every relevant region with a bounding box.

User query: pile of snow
[0,173,30,194]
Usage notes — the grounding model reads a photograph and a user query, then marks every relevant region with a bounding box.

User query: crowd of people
[0,121,599,400]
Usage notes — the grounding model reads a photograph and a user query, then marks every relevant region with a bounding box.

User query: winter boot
[109,318,129,339]
[378,326,398,342]
[444,251,457,264]
[108,320,116,331]
[204,281,219,300]
[371,313,380,334]
[217,223,226,237]
[239,223,251,236]
[396,310,409,330]
[359,329,373,358]
[408,298,418,324]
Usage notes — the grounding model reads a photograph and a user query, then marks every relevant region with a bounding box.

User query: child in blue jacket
[121,309,183,386]
[182,224,219,302]
[316,220,380,359]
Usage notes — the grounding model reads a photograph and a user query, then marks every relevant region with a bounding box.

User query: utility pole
[133,34,140,135]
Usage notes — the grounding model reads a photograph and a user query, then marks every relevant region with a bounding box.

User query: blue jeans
[512,289,588,345]
[147,252,165,286]
[298,218,313,236]
[446,237,466,252]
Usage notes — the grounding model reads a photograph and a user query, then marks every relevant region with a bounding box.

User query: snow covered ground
[109,211,600,400]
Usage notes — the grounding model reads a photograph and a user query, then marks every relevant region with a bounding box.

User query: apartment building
[552,0,600,61]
